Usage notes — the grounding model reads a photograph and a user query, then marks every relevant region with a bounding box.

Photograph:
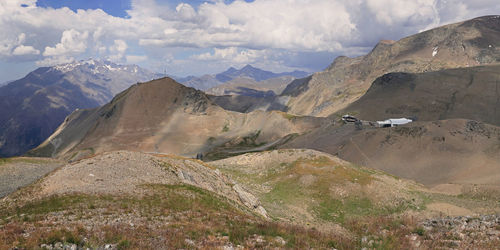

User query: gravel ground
[14,151,267,217]
[0,158,63,198]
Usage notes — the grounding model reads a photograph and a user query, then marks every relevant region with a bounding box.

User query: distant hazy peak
[241,64,257,70]
[225,67,238,72]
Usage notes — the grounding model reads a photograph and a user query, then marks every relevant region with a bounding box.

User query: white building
[376,118,413,127]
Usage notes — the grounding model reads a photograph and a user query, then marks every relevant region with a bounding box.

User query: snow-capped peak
[51,59,142,75]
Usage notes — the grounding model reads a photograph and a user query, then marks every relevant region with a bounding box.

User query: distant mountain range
[0,59,157,157]
[180,64,309,91]
[215,64,308,82]
[4,15,500,159]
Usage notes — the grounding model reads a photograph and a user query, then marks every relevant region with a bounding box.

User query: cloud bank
[1,0,500,77]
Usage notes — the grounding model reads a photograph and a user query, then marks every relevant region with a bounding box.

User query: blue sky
[35,0,255,18]
[36,0,132,17]
[1,0,500,82]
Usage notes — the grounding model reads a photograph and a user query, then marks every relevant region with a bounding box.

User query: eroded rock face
[232,184,268,218]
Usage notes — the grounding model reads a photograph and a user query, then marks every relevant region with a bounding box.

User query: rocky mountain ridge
[281,15,500,117]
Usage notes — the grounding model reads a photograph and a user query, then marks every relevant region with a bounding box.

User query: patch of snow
[432,46,438,57]
[49,59,151,79]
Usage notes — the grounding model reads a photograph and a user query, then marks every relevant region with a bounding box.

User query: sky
[1,0,500,82]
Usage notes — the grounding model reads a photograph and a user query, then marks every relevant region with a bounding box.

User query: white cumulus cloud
[108,39,128,61]
[12,45,40,55]
[43,29,89,57]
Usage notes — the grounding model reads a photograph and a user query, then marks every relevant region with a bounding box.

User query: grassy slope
[213,150,500,248]
[0,184,358,249]
[215,151,428,227]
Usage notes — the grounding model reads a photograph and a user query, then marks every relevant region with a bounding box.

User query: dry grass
[1,183,496,249]
[0,184,356,249]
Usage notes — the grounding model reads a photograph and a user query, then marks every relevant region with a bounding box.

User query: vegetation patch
[237,130,264,147]
[0,157,55,167]
[312,195,417,225]
[219,154,426,230]
[221,123,230,132]
[263,176,304,204]
[279,112,299,121]
[203,130,267,161]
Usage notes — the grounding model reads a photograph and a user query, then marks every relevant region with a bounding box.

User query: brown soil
[283,119,500,188]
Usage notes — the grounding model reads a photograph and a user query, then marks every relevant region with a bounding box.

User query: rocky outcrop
[418,215,500,248]
[232,184,268,218]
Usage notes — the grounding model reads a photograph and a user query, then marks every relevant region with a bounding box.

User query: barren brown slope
[282,119,500,187]
[283,15,500,117]
[339,65,500,126]
[30,77,326,159]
